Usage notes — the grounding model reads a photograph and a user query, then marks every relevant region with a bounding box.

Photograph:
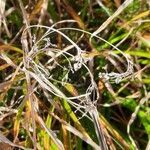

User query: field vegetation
[0,0,150,149]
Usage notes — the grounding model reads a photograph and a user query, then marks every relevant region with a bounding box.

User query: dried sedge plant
[19,20,134,150]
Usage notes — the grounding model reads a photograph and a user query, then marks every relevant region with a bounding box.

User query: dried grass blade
[62,0,85,29]
[0,81,12,92]
[91,0,133,37]
[29,0,44,21]
[0,45,23,54]
[0,132,29,150]
[50,112,101,150]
